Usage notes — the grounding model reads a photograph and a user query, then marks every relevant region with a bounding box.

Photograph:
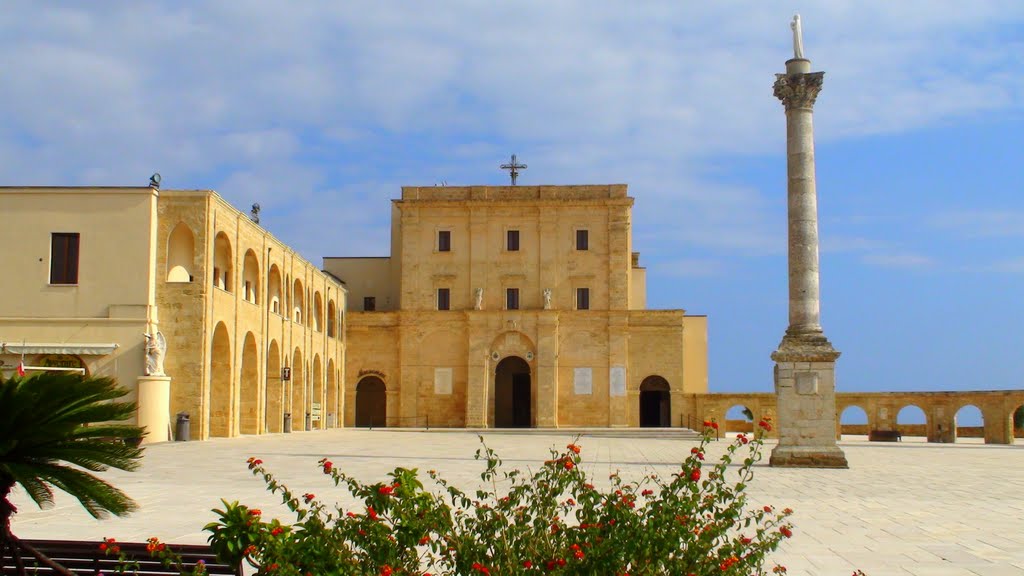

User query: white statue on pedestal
[144,332,167,376]
[791,14,805,59]
[474,288,484,310]
[543,288,552,310]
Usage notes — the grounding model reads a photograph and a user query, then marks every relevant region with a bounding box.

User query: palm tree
[0,371,145,575]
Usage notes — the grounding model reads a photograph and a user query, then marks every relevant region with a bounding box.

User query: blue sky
[3,3,1023,421]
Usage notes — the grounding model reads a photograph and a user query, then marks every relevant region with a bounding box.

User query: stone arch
[209,322,232,437]
[291,348,305,430]
[488,330,536,361]
[265,340,282,433]
[639,375,671,428]
[494,356,532,428]
[166,222,195,282]
[242,249,260,304]
[293,278,305,324]
[839,405,869,439]
[725,403,754,433]
[312,354,323,429]
[356,376,387,427]
[213,232,233,292]
[326,358,337,428]
[954,404,984,442]
[268,265,283,315]
[1013,404,1024,441]
[313,291,324,332]
[239,332,260,434]
[327,299,337,337]
[896,404,927,440]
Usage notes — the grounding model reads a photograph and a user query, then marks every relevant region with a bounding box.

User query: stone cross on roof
[500,154,527,186]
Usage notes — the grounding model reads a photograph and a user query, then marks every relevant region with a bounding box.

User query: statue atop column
[790,14,805,59]
[144,332,167,376]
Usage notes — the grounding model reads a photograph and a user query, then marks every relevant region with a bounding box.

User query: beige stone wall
[323,257,395,311]
[340,184,708,430]
[154,191,347,440]
[0,187,158,408]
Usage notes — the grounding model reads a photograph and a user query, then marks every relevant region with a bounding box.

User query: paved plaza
[10,430,1024,575]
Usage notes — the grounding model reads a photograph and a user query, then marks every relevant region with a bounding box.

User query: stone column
[137,375,171,444]
[769,57,848,468]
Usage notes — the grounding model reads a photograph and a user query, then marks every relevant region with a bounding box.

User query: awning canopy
[0,343,120,356]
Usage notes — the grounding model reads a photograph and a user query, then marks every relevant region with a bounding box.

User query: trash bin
[305,412,312,431]
[283,412,292,433]
[175,412,190,442]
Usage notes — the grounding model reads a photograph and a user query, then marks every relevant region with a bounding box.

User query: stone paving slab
[9,429,1024,575]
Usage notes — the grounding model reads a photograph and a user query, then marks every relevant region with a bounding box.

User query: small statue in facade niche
[144,332,167,376]
[474,288,484,310]
[543,288,552,310]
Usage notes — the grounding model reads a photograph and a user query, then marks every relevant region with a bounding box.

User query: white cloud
[650,258,727,278]
[931,210,1024,238]
[0,1,1022,265]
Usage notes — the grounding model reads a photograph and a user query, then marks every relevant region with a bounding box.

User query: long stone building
[0,186,346,441]
[325,184,708,429]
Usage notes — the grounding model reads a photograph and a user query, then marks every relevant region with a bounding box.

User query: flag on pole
[16,361,26,377]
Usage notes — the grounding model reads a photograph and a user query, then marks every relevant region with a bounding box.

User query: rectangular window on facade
[50,232,80,284]
[507,229,520,251]
[576,229,589,251]
[506,288,520,310]
[438,230,451,252]
[437,288,451,310]
[576,287,590,310]
[364,296,376,311]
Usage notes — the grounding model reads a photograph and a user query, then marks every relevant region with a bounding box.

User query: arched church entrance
[494,357,532,428]
[355,377,387,428]
[639,376,671,428]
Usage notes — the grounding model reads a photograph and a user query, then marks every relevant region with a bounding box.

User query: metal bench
[1,538,241,575]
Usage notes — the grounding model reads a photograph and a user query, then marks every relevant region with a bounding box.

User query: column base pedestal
[770,445,848,468]
[137,375,172,444]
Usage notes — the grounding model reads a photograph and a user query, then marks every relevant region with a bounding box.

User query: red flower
[248,509,262,517]
[472,562,490,575]
[563,459,574,470]
[780,526,793,538]
[271,527,284,536]
[523,560,533,568]
[380,565,393,576]
[303,493,315,503]
[322,461,333,473]
[763,505,773,513]
[368,506,379,520]
[379,484,394,496]
[641,489,653,496]
[567,443,581,454]
[690,469,701,482]
[710,421,719,430]
[419,535,430,545]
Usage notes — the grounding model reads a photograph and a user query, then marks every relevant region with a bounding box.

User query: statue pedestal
[137,375,171,444]
[769,334,848,468]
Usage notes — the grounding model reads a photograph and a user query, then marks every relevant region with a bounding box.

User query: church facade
[325,184,707,429]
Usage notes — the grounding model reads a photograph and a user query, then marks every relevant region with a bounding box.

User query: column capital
[773,71,824,111]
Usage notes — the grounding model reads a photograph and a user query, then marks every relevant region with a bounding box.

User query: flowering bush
[199,419,793,575]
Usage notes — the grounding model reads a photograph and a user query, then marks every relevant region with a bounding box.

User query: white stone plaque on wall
[574,367,593,395]
[609,365,626,397]
[434,368,452,395]
[795,372,819,395]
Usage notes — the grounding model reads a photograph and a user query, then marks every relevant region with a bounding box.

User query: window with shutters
[50,233,80,284]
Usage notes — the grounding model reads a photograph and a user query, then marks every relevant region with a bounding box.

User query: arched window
[242,249,260,304]
[167,222,195,282]
[293,278,305,324]
[327,299,337,338]
[213,232,233,292]
[269,265,283,314]
[313,292,324,332]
